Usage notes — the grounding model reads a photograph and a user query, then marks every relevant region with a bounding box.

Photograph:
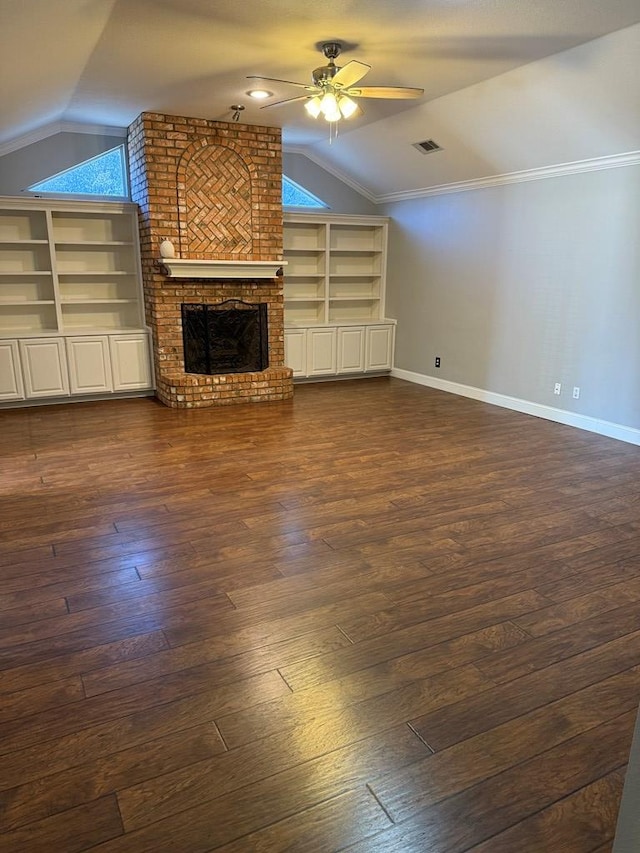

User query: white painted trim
[376,151,640,203]
[0,122,127,157]
[0,194,136,213]
[57,122,127,138]
[391,367,640,447]
[284,211,389,226]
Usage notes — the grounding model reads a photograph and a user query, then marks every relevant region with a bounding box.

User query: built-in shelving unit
[283,218,327,326]
[0,208,55,336]
[284,213,389,327]
[0,202,145,335]
[0,197,153,404]
[283,213,395,380]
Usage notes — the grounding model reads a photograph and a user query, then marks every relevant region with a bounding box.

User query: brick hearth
[127,112,293,408]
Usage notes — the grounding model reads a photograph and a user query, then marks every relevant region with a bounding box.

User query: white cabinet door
[66,336,112,394]
[337,326,365,374]
[284,328,307,377]
[109,334,153,390]
[19,338,69,398]
[365,325,394,372]
[307,328,337,376]
[0,340,25,401]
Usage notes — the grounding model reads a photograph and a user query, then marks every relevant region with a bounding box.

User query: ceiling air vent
[413,139,442,154]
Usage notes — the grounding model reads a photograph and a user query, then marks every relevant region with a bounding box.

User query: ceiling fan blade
[344,86,424,99]
[332,60,371,89]
[246,75,316,91]
[260,94,314,108]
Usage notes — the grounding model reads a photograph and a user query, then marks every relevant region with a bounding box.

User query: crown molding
[284,146,640,206]
[284,144,378,203]
[0,121,127,157]
[376,150,640,203]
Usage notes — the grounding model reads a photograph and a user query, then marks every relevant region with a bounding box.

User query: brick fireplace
[127,111,293,408]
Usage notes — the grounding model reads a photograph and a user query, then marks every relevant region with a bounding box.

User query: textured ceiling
[2,0,639,194]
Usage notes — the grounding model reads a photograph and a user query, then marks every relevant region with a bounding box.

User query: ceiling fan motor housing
[312,64,339,86]
[313,43,343,86]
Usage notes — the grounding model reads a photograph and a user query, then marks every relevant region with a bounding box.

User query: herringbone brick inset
[181,146,253,256]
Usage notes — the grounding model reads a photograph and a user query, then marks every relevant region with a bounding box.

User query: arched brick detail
[177,141,255,259]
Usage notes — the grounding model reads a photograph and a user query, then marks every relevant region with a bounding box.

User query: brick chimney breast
[127,112,293,408]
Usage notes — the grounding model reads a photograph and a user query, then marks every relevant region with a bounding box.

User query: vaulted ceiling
[2,0,639,198]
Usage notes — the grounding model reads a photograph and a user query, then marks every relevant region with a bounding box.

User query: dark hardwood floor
[1,377,639,852]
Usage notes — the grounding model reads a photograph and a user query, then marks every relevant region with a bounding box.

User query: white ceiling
[2,0,640,196]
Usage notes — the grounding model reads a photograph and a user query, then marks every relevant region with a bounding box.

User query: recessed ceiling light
[247,89,273,100]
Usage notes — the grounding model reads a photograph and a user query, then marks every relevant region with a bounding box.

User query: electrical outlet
[554,383,561,395]
[435,356,441,368]
[573,386,580,399]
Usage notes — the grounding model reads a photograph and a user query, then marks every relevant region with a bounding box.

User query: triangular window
[28,146,128,198]
[282,175,327,208]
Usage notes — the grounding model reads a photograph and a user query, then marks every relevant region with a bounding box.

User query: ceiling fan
[247,42,424,123]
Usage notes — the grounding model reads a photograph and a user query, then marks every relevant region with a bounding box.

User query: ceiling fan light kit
[337,95,358,118]
[247,41,423,134]
[321,92,340,121]
[304,97,323,119]
[304,91,356,122]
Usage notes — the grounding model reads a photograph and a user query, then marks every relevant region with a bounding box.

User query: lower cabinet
[66,336,112,394]
[337,327,365,374]
[365,325,394,372]
[284,328,307,377]
[307,328,338,376]
[285,323,395,380]
[19,338,70,398]
[0,340,25,401]
[0,333,153,405]
[110,334,154,390]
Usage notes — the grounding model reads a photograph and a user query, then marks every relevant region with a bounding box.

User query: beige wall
[382,164,640,430]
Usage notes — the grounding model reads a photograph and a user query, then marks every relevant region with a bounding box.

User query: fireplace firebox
[181,300,268,375]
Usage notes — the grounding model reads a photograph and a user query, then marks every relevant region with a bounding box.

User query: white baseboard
[391,367,640,447]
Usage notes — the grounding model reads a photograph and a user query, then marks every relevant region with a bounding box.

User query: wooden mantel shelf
[158,259,287,279]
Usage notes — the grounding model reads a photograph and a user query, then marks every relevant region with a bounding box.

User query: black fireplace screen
[181,300,268,375]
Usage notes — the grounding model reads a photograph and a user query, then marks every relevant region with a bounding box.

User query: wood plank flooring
[1,377,639,852]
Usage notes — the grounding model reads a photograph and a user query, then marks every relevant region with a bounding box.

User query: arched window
[27,146,128,198]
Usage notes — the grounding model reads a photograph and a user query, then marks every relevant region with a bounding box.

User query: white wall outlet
[554,382,562,395]
[573,386,580,399]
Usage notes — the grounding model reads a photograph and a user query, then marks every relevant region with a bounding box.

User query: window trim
[25,144,129,201]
